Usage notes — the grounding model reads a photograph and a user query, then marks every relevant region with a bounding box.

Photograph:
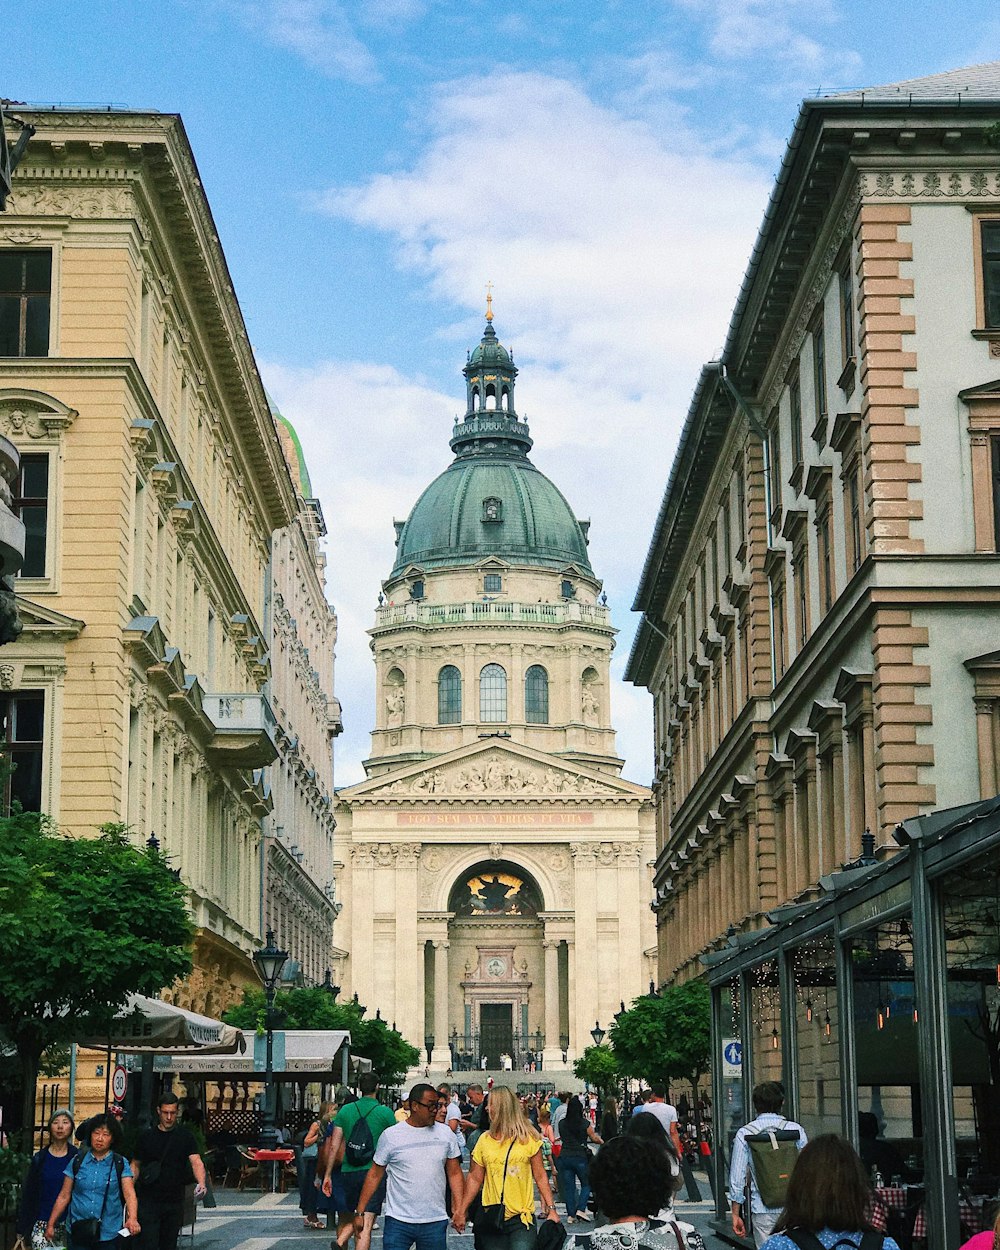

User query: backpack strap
[783,1230,825,1250]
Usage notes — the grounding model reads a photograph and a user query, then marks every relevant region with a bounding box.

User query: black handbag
[475,1142,516,1235]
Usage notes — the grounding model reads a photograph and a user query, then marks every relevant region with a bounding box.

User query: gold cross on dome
[485,280,494,322]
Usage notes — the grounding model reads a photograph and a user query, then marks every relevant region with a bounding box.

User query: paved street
[192,1178,723,1250]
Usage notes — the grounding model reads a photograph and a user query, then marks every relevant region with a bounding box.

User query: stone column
[542,939,562,1067]
[395,844,422,1045]
[432,940,452,1066]
[571,843,598,1060]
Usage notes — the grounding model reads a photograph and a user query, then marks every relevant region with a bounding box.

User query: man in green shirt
[323,1074,396,1250]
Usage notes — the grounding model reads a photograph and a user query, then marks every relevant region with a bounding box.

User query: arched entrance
[440,861,548,1070]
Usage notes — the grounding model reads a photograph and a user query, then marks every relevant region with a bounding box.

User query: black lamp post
[321,968,340,999]
[253,928,288,1148]
[590,1021,606,1047]
[425,1035,434,1065]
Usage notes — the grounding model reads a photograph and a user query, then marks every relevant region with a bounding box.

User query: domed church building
[335,305,655,1073]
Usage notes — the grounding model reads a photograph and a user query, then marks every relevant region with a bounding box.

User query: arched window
[485,384,497,410]
[480,663,507,722]
[438,665,462,725]
[525,665,549,724]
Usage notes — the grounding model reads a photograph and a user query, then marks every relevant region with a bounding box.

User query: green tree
[222,986,419,1085]
[573,1044,619,1094]
[0,815,192,1146]
[609,980,711,1095]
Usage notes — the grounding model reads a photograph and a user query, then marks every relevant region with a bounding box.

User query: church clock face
[486,956,507,978]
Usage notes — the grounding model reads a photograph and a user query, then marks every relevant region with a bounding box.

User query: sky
[11,1,1000,786]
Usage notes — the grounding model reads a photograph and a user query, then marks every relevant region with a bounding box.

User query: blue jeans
[556,1153,590,1217]
[382,1216,449,1250]
[476,1215,538,1250]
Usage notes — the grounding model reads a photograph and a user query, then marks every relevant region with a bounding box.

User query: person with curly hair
[565,1136,704,1250]
[624,1113,682,1217]
[761,1135,899,1250]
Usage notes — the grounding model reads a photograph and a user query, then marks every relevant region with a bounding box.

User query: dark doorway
[480,1004,513,1068]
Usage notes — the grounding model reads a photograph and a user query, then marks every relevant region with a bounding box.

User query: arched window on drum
[524,665,549,724]
[480,663,507,722]
[438,665,462,725]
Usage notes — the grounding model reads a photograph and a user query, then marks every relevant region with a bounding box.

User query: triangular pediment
[959,379,1000,401]
[341,737,649,802]
[15,595,85,637]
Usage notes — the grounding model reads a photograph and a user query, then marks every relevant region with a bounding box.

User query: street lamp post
[253,928,288,1149]
[590,1021,606,1047]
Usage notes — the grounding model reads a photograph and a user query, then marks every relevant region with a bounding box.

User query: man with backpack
[323,1073,397,1250]
[728,1082,807,1247]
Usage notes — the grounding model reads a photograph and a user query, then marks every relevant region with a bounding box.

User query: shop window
[0,250,51,357]
[438,665,461,725]
[524,665,548,724]
[484,573,502,593]
[12,453,49,578]
[792,938,841,1137]
[0,690,44,812]
[479,663,507,722]
[749,960,783,1088]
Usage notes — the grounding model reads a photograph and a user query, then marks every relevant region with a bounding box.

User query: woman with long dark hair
[556,1096,602,1224]
[625,1112,682,1217]
[15,1109,79,1249]
[761,1135,900,1250]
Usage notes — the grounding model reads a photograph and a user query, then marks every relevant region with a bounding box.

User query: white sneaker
[577,1211,593,1222]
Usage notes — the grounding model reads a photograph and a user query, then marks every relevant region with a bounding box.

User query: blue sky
[13,1,1000,784]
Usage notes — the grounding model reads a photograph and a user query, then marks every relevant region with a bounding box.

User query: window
[480,664,507,722]
[438,665,462,725]
[735,463,746,550]
[982,220,1000,328]
[993,436,1000,548]
[410,579,425,600]
[846,467,863,574]
[0,251,51,357]
[813,320,828,422]
[0,690,44,812]
[484,573,502,593]
[838,254,856,398]
[794,550,810,649]
[12,454,48,577]
[525,665,549,724]
[560,579,575,599]
[789,370,803,476]
[772,576,787,679]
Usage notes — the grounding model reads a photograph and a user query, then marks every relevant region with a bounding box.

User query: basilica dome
[390,314,593,577]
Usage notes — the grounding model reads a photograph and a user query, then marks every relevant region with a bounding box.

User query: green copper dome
[390,316,593,577]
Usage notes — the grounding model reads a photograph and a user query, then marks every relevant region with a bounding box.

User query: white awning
[153,1028,353,1075]
[77,995,244,1054]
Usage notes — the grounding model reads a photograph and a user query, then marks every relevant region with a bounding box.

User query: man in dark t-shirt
[132,1092,206,1250]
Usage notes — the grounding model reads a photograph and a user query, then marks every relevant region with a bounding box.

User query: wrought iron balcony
[374,599,610,630]
[204,692,278,768]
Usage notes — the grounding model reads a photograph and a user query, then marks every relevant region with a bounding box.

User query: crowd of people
[17,1075,995,1250]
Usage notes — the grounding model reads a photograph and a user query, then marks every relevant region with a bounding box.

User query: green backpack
[745,1121,800,1209]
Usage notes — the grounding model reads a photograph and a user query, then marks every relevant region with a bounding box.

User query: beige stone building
[626,64,1000,985]
[336,311,656,1070]
[0,107,312,1014]
[267,405,342,986]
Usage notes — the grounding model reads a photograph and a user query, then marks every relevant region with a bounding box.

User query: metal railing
[374,600,610,629]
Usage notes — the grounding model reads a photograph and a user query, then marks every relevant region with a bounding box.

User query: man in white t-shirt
[640,1084,683,1158]
[352,1082,464,1250]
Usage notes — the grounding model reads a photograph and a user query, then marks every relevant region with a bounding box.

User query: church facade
[335,309,656,1069]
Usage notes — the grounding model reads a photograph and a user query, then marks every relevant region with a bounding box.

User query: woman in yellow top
[459,1088,561,1250]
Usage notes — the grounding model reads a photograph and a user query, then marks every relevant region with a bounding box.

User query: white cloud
[214,0,379,83]
[286,69,774,785]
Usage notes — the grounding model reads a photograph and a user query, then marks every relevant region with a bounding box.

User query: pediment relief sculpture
[377,752,618,797]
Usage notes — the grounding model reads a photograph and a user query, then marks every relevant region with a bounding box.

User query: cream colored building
[0,107,310,1014]
[267,405,343,986]
[336,311,656,1069]
[626,64,1000,985]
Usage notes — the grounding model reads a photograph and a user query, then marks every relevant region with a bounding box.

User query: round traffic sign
[111,1064,128,1102]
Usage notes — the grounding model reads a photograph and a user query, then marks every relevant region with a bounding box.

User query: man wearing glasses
[351,1083,465,1250]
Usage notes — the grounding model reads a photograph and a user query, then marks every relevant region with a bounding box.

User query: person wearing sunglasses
[350,1084,465,1250]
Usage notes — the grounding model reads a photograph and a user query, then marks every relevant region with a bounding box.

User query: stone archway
[431,860,553,1072]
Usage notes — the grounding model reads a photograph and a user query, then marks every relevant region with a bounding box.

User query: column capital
[433,939,450,950]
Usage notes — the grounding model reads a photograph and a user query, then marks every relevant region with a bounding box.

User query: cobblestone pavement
[191,1174,723,1250]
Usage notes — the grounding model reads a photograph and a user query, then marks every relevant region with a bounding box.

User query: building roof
[389,319,593,579]
[821,60,1000,104]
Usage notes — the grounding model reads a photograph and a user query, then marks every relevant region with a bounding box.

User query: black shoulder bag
[475,1141,516,1235]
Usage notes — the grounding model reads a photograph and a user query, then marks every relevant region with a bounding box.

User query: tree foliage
[222,986,420,1086]
[0,815,192,1144]
[609,980,711,1088]
[573,1044,620,1094]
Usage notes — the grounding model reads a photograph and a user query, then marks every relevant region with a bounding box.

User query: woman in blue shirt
[45,1113,140,1250]
[760,1135,899,1250]
[16,1108,79,1245]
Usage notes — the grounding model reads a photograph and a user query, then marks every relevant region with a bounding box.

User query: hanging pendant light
[805,997,813,1023]
[824,1012,831,1038]
[771,1026,779,1049]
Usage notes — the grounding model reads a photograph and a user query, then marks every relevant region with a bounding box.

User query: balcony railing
[374,599,610,629]
[203,692,278,768]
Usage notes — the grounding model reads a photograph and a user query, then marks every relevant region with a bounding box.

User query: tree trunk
[18,1045,41,1153]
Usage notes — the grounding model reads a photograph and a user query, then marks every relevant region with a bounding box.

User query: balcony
[373,599,611,630]
[203,692,278,768]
